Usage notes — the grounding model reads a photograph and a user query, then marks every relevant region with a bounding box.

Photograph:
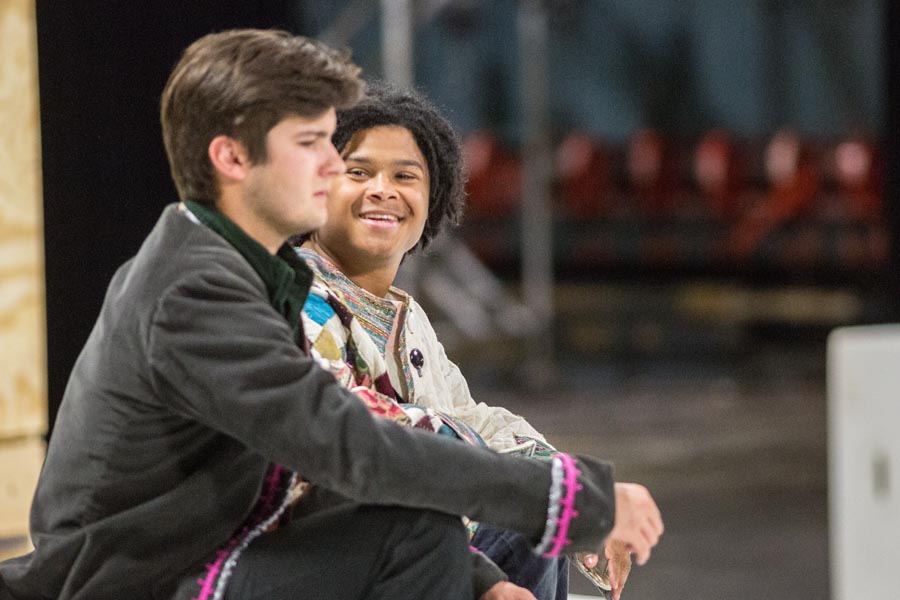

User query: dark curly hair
[331,81,466,252]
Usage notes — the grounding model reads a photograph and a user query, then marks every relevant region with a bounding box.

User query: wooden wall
[0,0,46,544]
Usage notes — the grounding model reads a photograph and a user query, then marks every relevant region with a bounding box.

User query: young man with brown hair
[0,29,662,600]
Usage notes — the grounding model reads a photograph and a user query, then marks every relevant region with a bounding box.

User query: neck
[303,239,398,297]
[216,188,282,255]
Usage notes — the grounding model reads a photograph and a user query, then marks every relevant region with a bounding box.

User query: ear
[208,135,251,183]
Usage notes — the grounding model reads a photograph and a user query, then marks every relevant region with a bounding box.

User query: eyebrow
[344,154,425,170]
[294,130,332,139]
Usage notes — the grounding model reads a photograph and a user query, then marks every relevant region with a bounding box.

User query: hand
[604,539,632,600]
[607,482,664,566]
[480,581,537,600]
[581,540,630,600]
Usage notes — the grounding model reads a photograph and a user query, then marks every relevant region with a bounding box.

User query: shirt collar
[296,246,411,308]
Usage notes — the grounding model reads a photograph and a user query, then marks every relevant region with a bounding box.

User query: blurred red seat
[725,129,822,258]
[555,131,613,218]
[462,130,521,219]
[626,128,679,218]
[693,129,745,220]
[831,137,882,221]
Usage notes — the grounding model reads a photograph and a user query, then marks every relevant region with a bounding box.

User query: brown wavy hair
[161,29,364,205]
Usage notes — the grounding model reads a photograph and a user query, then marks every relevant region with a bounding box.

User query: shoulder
[140,205,265,299]
[99,206,264,321]
[113,207,271,344]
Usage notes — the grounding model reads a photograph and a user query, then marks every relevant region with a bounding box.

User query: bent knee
[361,506,467,547]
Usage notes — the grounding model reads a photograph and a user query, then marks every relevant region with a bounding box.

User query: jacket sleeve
[471,549,508,598]
[440,347,549,451]
[146,265,615,552]
[412,301,548,451]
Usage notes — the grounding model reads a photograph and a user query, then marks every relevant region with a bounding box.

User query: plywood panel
[0,436,43,539]
[0,0,46,438]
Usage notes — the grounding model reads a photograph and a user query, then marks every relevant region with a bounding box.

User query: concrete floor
[468,345,830,599]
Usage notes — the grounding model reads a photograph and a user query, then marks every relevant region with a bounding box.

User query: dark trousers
[472,524,569,600]
[222,504,473,600]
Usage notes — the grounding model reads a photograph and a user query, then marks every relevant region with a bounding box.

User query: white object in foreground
[828,325,900,600]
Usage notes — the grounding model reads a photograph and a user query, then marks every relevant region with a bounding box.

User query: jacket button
[410,348,425,376]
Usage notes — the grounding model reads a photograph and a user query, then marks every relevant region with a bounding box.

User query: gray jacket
[0,205,615,599]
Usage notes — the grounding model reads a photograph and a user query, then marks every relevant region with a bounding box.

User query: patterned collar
[295,247,410,358]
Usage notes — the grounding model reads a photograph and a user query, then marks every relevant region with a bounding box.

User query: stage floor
[468,345,828,599]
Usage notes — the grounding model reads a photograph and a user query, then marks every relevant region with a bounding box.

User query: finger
[636,526,652,554]
[634,543,651,566]
[584,553,599,568]
[617,570,630,597]
[649,520,662,546]
[648,506,664,536]
[616,558,630,578]
[641,521,660,549]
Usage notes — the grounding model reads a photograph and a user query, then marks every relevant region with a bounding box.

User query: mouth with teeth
[359,211,404,226]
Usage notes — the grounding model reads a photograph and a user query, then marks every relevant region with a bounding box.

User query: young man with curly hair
[295,82,638,600]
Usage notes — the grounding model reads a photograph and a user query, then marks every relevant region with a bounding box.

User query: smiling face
[311,125,430,285]
[240,109,343,251]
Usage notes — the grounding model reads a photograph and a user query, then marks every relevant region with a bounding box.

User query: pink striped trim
[194,547,232,600]
[192,465,285,600]
[544,453,582,557]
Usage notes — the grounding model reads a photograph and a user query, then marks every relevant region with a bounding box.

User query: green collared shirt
[183,200,312,344]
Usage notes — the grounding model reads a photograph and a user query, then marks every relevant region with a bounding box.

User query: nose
[366,172,398,201]
[322,142,344,178]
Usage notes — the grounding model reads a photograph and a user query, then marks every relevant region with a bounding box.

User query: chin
[301,213,328,232]
[288,223,323,240]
